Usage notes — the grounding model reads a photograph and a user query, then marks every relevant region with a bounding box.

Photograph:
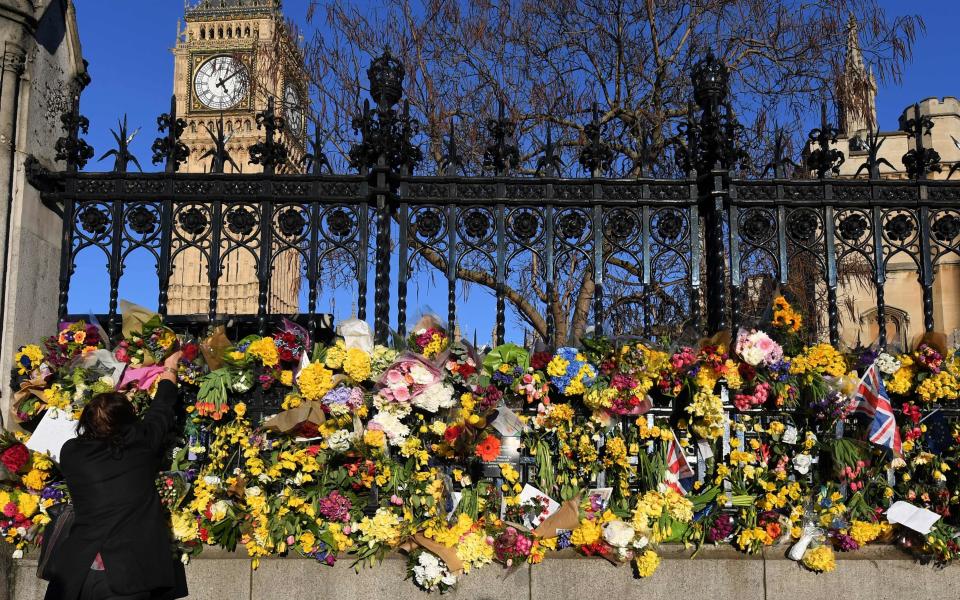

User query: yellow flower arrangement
[570,518,603,546]
[171,511,199,542]
[886,356,915,395]
[849,520,884,546]
[324,340,346,369]
[16,492,38,518]
[790,344,846,378]
[45,383,71,411]
[13,345,43,375]
[343,347,372,382]
[298,531,316,553]
[916,369,960,404]
[772,296,802,332]
[246,337,279,367]
[425,513,474,546]
[802,545,836,573]
[298,362,334,401]
[634,549,660,577]
[21,468,47,491]
[421,333,447,359]
[686,390,727,440]
[456,530,494,573]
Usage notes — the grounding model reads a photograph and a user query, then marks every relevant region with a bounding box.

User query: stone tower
[167,0,307,315]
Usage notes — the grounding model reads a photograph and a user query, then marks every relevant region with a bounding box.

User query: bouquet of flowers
[483,343,548,406]
[43,321,104,369]
[545,347,597,397]
[408,316,450,360]
[375,354,451,414]
[408,549,457,593]
[115,313,177,367]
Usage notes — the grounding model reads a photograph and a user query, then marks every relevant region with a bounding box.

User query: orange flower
[764,521,781,542]
[475,434,501,461]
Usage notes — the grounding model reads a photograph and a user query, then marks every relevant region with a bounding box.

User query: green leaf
[483,343,530,373]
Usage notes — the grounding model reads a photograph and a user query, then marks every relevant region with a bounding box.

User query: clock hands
[216,65,245,92]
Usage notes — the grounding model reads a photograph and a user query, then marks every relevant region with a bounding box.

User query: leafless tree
[284,0,921,342]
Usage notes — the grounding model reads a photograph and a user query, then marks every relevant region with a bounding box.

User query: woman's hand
[158,350,183,384]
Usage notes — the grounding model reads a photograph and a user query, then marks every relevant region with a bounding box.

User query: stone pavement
[4,545,960,600]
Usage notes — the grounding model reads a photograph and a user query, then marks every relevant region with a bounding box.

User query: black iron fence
[25,52,960,349]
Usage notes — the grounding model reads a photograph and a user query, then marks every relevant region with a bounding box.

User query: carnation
[0,444,30,474]
[412,383,455,413]
[602,520,635,548]
[369,411,410,446]
[735,330,783,367]
[327,429,355,452]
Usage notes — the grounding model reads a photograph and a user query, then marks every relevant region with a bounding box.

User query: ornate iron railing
[24,51,960,352]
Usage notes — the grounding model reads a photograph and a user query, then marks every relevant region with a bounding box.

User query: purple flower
[833,532,859,552]
[40,486,65,502]
[318,490,352,522]
[707,513,734,543]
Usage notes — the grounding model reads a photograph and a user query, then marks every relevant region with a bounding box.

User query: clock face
[194,56,248,110]
[284,84,304,137]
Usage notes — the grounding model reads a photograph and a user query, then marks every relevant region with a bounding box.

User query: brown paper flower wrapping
[11,378,49,430]
[913,331,948,356]
[410,533,465,573]
[699,330,732,351]
[532,498,581,539]
[261,402,326,434]
[120,300,158,339]
[200,326,231,371]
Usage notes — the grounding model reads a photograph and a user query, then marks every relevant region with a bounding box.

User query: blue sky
[65,1,958,342]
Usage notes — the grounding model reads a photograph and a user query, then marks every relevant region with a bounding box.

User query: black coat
[44,380,188,600]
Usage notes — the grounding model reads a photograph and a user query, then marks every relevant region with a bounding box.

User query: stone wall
[0,0,85,429]
[5,546,960,600]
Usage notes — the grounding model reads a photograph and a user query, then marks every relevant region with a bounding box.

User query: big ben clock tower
[168,0,307,315]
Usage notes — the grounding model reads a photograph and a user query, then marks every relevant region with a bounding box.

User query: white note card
[26,410,78,464]
[491,407,526,437]
[886,501,941,534]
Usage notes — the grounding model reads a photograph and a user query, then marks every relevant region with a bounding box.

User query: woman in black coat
[44,352,188,600]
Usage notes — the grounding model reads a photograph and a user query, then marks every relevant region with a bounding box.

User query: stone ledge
[4,545,958,600]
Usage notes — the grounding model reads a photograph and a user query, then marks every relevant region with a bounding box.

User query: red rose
[0,444,30,474]
[530,352,552,371]
[182,343,199,362]
[443,425,462,444]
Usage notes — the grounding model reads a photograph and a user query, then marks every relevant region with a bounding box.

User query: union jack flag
[851,364,902,455]
[665,430,694,495]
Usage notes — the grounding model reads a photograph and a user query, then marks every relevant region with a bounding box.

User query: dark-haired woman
[44,352,188,600]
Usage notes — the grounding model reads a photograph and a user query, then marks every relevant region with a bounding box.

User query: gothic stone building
[829,20,960,350]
